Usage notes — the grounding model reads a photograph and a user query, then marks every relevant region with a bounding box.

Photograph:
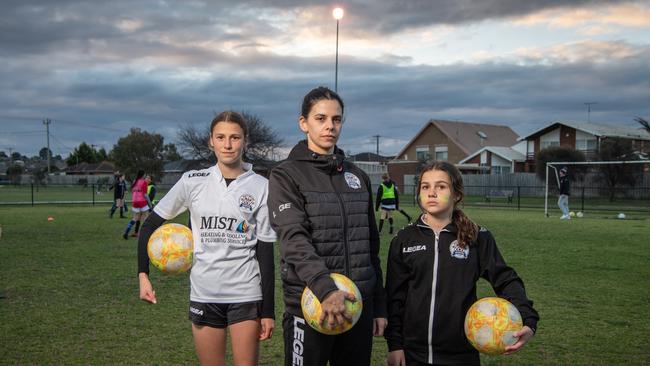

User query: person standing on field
[385,161,538,366]
[138,111,276,366]
[558,166,571,220]
[146,174,157,209]
[268,86,387,366]
[109,173,127,218]
[123,170,151,239]
[376,173,399,235]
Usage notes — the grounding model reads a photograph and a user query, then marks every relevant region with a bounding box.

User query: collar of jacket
[287,140,346,173]
[415,214,458,236]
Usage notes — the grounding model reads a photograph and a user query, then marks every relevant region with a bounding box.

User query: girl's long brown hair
[417,161,478,248]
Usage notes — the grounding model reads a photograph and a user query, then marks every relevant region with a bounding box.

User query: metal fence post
[581,186,585,212]
[92,184,95,206]
[517,185,521,210]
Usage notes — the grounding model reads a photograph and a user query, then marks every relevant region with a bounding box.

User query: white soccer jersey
[153,163,277,303]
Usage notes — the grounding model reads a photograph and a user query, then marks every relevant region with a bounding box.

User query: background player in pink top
[123,170,151,239]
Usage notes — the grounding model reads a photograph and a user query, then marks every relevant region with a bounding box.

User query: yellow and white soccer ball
[464,297,522,355]
[301,273,363,335]
[569,211,576,217]
[147,223,194,274]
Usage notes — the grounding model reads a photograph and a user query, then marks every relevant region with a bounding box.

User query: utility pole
[584,102,597,123]
[43,118,51,173]
[372,135,380,155]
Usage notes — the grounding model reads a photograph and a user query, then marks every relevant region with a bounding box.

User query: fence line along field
[0,205,648,365]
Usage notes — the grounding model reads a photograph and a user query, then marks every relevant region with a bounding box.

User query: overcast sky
[1,0,649,158]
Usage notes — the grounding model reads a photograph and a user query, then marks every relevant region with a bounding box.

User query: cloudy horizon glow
[1,0,649,158]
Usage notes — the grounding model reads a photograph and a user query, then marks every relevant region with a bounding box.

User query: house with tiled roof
[388,119,520,191]
[518,121,650,172]
[459,145,527,174]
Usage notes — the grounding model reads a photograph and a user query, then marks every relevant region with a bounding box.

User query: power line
[1,130,43,134]
[0,114,124,132]
[53,118,124,132]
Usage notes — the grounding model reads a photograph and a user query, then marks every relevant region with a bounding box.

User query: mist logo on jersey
[199,215,249,245]
[236,220,249,233]
[449,240,469,259]
[344,172,361,189]
[239,194,255,212]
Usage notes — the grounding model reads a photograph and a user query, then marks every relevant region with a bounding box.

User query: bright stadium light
[332,7,344,20]
[332,7,344,92]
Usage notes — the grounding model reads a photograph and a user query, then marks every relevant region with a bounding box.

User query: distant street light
[332,7,344,92]
[584,102,598,123]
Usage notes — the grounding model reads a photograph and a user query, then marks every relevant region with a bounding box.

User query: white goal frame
[544,160,649,217]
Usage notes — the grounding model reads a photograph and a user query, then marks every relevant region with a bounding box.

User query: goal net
[544,160,649,218]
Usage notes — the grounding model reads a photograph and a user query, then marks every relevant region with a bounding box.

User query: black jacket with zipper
[385,216,539,365]
[268,140,387,318]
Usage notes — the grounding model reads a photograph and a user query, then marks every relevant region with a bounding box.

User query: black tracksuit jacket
[559,175,571,196]
[268,140,387,318]
[385,217,539,365]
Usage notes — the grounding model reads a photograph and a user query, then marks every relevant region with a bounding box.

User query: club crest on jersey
[236,221,249,233]
[449,240,469,259]
[344,172,361,189]
[239,194,255,212]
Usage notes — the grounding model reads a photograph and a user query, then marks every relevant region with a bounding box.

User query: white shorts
[131,205,150,213]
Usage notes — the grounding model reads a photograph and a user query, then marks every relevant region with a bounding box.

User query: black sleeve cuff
[137,212,166,274]
[524,318,538,334]
[256,240,275,319]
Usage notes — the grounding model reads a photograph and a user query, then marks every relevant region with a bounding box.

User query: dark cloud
[0,1,648,157]
[2,43,648,156]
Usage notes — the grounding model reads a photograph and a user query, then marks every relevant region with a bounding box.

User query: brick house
[388,119,519,192]
[518,121,650,172]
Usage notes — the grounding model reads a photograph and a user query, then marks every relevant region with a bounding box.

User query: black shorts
[188,300,261,328]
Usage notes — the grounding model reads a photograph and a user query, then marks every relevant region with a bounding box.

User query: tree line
[3,111,282,183]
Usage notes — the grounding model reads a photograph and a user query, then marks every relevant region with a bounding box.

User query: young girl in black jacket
[385,161,539,366]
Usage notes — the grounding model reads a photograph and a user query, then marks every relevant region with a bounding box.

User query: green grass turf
[1,204,649,365]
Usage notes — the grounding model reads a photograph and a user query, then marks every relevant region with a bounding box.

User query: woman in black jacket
[268,86,387,366]
[385,161,539,366]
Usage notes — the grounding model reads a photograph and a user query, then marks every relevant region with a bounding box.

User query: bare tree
[636,116,650,133]
[596,138,643,201]
[240,111,283,162]
[177,111,283,164]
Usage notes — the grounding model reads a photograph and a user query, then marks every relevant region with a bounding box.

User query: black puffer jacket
[268,140,387,317]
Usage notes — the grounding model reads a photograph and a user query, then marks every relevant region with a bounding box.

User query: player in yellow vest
[376,174,399,234]
[145,174,157,208]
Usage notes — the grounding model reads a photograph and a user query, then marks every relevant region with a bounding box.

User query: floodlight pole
[332,7,344,92]
[335,18,339,92]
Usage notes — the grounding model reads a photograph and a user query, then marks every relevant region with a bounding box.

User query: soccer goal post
[544,160,649,217]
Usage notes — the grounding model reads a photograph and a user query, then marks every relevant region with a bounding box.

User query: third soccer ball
[464,297,522,355]
[576,212,584,218]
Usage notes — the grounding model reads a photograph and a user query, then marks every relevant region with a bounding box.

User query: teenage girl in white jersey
[137,111,277,366]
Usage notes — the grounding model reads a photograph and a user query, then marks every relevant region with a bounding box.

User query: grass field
[1,204,649,365]
[2,184,648,219]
